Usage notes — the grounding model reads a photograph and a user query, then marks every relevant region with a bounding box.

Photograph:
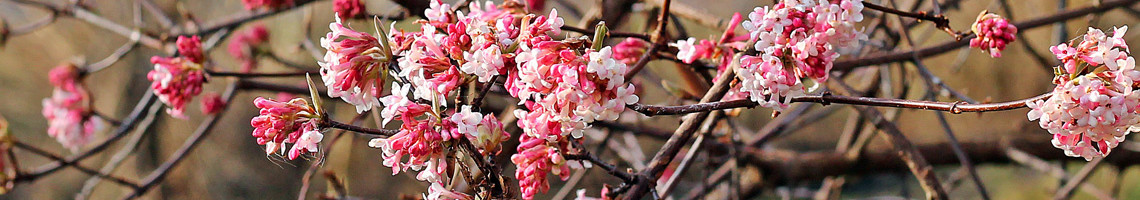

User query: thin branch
[832,80,948,200]
[1054,157,1105,200]
[622,0,673,82]
[26,90,159,178]
[562,26,650,40]
[321,119,398,137]
[628,93,1051,116]
[834,0,1140,72]
[77,100,163,200]
[621,53,737,200]
[564,152,636,184]
[9,0,164,49]
[11,141,141,189]
[122,82,238,199]
[207,70,314,78]
[864,2,965,39]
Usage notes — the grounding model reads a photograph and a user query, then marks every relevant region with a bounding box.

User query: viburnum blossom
[1027,26,1139,160]
[250,97,322,160]
[228,25,270,72]
[42,63,103,151]
[241,0,293,10]
[511,133,570,200]
[671,37,716,64]
[149,36,208,118]
[200,92,226,115]
[970,11,1017,57]
[612,38,649,65]
[736,0,866,110]
[333,0,365,19]
[319,17,386,113]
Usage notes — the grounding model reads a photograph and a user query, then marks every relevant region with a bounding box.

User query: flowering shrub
[10,0,1140,199]
[149,36,208,118]
[1027,26,1137,160]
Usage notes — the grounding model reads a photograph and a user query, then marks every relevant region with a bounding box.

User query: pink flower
[319,17,386,113]
[177,35,204,63]
[333,0,365,19]
[511,134,571,200]
[460,44,504,82]
[288,128,323,160]
[42,64,102,151]
[250,97,319,158]
[149,36,208,118]
[228,25,270,72]
[670,38,716,64]
[970,12,1017,57]
[526,0,547,13]
[241,0,294,10]
[734,0,864,110]
[450,105,483,136]
[736,54,806,111]
[200,92,226,115]
[425,0,454,23]
[1029,26,1139,160]
[612,38,649,64]
[48,63,81,91]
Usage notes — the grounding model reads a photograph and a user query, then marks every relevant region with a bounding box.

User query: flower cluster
[970,12,1017,58]
[42,63,103,151]
[333,0,365,19]
[241,0,293,10]
[1027,26,1139,160]
[319,17,387,113]
[612,38,650,65]
[228,25,270,72]
[149,36,208,118]
[506,27,640,200]
[736,0,866,110]
[316,0,636,198]
[250,97,323,160]
[316,0,640,198]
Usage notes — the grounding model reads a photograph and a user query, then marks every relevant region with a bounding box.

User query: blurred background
[1,0,1140,199]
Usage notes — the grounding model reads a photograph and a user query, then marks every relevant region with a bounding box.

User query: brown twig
[1054,157,1105,200]
[628,93,1050,116]
[121,82,239,199]
[11,141,140,189]
[26,90,159,179]
[321,119,398,137]
[834,0,1140,72]
[621,53,736,200]
[207,70,314,78]
[864,1,965,40]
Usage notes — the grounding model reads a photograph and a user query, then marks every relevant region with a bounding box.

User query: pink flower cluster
[228,25,270,72]
[371,82,482,200]
[250,97,323,160]
[737,0,866,110]
[1027,26,1139,160]
[970,12,1017,58]
[241,0,293,10]
[333,0,365,19]
[323,1,636,198]
[319,17,386,113]
[149,36,208,118]
[42,63,103,151]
